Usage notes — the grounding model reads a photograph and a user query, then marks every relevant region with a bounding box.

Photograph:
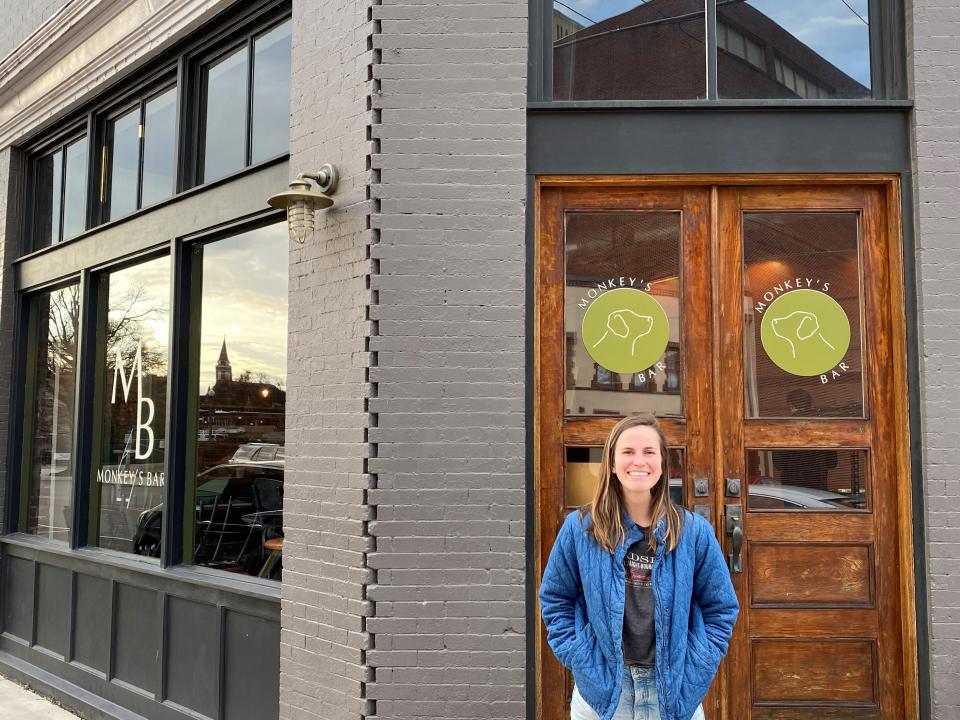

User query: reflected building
[554,0,869,100]
[198,338,285,469]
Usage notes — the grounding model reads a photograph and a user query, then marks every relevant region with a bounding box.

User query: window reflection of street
[26,285,80,542]
[96,256,170,554]
[190,223,288,580]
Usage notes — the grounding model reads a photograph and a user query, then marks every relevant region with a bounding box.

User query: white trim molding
[0,0,235,149]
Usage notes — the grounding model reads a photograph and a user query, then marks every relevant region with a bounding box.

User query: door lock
[725,477,741,496]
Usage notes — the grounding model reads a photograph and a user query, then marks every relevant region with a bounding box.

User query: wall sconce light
[267,164,339,244]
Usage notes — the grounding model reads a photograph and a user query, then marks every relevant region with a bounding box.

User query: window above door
[530,0,907,102]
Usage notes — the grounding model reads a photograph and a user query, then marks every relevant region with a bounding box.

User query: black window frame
[9,0,291,589]
[18,0,291,259]
[97,71,180,225]
[25,123,92,253]
[187,11,293,187]
[529,0,908,104]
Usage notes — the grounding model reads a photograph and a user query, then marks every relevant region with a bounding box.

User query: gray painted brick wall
[366,0,527,717]
[281,0,376,719]
[912,2,960,718]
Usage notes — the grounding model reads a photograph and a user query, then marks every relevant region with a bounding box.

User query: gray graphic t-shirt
[623,530,656,666]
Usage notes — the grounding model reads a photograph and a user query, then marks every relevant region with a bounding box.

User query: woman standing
[539,415,738,720]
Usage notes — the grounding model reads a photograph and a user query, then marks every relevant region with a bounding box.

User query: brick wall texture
[281,0,376,718]
[365,0,528,718]
[912,2,960,718]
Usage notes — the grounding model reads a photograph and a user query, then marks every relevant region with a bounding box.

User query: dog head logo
[761,290,850,376]
[582,288,669,374]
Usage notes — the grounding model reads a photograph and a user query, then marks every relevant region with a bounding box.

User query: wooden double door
[535,179,917,720]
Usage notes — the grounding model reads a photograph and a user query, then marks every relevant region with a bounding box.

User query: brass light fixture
[268,164,339,244]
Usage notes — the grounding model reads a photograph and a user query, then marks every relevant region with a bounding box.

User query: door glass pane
[25,285,80,542]
[62,137,88,240]
[95,256,170,555]
[141,87,177,207]
[566,446,686,509]
[34,149,62,249]
[747,448,868,510]
[553,1,706,100]
[565,213,682,417]
[108,107,140,220]
[718,1,870,99]
[743,212,863,418]
[193,223,287,579]
[251,20,292,163]
[202,47,248,183]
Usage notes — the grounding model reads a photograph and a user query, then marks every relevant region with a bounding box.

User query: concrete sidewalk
[0,674,80,718]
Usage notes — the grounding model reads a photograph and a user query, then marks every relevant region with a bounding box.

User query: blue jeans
[570,666,706,720]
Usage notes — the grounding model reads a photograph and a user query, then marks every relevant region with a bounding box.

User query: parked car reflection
[133,461,283,579]
[668,478,865,510]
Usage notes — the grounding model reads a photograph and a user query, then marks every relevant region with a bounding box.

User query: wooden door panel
[743,422,873,446]
[752,639,877,703]
[751,709,881,720]
[748,542,874,606]
[750,608,878,637]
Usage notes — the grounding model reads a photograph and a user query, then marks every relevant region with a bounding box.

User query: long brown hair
[581,414,683,554]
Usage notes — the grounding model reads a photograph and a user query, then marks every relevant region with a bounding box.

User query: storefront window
[94,256,170,555]
[251,20,293,164]
[718,1,870,99]
[553,0,706,100]
[108,107,141,219]
[24,284,80,542]
[201,18,292,182]
[33,135,88,250]
[141,88,178,206]
[565,212,683,417]
[202,47,248,182]
[106,86,178,220]
[192,223,287,579]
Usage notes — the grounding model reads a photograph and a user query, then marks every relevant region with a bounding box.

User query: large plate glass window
[21,283,80,542]
[93,255,170,555]
[104,85,178,221]
[717,1,871,99]
[200,18,292,183]
[32,135,88,250]
[187,222,288,579]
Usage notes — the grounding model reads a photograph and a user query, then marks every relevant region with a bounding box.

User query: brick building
[0,1,955,720]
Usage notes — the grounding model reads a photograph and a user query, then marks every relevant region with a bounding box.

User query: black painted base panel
[0,649,145,720]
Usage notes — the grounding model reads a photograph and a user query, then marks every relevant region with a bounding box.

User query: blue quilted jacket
[539,509,738,720]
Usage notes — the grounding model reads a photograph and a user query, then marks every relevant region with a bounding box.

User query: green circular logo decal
[760,289,851,376]
[581,288,670,374]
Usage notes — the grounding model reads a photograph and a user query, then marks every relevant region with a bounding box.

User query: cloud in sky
[198,223,288,391]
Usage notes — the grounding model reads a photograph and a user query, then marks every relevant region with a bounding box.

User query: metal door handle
[725,503,743,574]
[729,525,743,574]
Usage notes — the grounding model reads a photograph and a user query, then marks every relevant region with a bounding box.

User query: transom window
[540,0,903,101]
